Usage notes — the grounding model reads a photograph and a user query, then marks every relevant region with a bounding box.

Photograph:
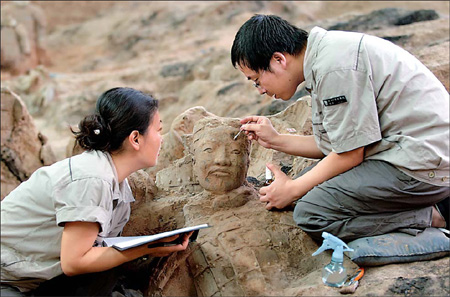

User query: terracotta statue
[0,87,56,200]
[131,116,331,296]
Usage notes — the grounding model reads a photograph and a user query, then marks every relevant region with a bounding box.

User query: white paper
[103,223,210,251]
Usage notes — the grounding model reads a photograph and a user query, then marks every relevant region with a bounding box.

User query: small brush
[339,268,364,295]
[339,280,359,294]
[233,121,250,140]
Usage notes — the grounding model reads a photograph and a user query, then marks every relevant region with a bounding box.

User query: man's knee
[293,200,309,227]
[293,183,349,239]
[293,199,325,241]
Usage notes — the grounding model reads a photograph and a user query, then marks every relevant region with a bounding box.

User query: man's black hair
[231,14,308,72]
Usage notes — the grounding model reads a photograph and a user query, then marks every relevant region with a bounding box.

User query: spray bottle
[312,232,354,287]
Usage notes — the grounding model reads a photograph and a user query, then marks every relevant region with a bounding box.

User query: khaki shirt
[304,27,449,187]
[1,150,134,291]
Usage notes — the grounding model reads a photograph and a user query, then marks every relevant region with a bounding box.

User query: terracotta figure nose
[214,147,231,166]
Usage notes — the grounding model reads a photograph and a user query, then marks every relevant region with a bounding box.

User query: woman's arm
[60,222,191,276]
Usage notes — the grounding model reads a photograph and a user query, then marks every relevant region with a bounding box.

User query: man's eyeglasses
[252,70,265,90]
[253,81,262,89]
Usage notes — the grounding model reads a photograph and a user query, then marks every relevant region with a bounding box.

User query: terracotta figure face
[192,118,250,194]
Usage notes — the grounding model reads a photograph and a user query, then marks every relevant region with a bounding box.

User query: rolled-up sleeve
[317,69,382,153]
[54,178,113,233]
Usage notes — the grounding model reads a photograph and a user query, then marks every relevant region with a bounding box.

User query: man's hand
[259,148,365,211]
[240,116,279,149]
[259,163,300,210]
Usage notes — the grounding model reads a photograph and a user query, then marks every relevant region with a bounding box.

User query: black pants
[31,268,120,297]
[1,267,122,296]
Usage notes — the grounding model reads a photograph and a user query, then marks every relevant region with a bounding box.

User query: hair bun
[73,114,112,151]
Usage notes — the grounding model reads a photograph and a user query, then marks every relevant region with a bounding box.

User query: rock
[216,82,244,96]
[210,63,241,82]
[0,87,56,200]
[0,1,50,76]
[380,34,412,46]
[394,10,439,26]
[415,41,450,92]
[0,15,31,76]
[11,66,58,116]
[328,8,439,32]
[160,62,193,79]
[257,84,309,116]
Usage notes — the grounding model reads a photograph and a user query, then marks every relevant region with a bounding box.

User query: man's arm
[240,116,325,159]
[269,134,325,158]
[260,147,364,209]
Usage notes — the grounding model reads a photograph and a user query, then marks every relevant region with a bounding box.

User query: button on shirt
[1,150,135,291]
[303,27,449,187]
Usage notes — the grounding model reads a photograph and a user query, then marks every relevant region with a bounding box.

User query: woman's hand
[240,116,279,149]
[145,231,193,257]
[61,223,194,276]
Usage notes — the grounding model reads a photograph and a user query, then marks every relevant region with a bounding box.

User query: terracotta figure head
[192,117,251,194]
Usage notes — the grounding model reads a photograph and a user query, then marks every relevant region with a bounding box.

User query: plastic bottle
[312,232,354,287]
[263,166,274,186]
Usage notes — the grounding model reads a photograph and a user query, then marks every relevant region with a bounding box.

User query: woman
[1,87,192,296]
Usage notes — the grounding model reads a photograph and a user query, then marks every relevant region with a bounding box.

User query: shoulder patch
[323,95,347,106]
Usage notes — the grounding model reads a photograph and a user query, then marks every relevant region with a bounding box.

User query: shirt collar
[304,26,328,92]
[119,179,135,203]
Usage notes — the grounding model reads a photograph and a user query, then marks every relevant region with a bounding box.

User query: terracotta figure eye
[231,149,241,155]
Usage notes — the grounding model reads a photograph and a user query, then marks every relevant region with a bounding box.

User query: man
[231,14,449,241]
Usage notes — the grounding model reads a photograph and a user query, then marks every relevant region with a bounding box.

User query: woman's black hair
[72,87,159,152]
[231,14,308,72]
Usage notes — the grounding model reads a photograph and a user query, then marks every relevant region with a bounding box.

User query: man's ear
[271,52,287,69]
[129,130,140,150]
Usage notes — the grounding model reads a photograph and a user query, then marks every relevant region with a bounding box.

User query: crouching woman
[1,87,192,296]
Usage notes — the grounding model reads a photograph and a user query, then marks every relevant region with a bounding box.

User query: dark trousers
[293,160,449,241]
[0,268,122,297]
[33,268,120,297]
